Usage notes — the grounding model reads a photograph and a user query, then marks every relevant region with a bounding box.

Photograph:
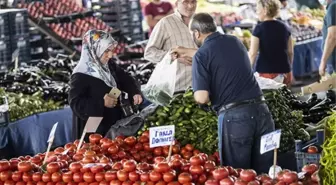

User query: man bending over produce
[171,13,275,174]
[144,0,198,92]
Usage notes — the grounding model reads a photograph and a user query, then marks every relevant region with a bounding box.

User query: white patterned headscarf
[72,30,118,87]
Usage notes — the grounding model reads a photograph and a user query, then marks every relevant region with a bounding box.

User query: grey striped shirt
[144,11,197,92]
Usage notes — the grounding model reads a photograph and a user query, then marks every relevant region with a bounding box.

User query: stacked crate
[0,9,30,71]
[92,0,144,42]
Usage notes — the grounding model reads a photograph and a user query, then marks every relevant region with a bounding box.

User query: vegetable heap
[0,89,62,122]
[319,111,336,185]
[118,62,155,85]
[0,132,320,185]
[264,88,310,153]
[139,89,218,154]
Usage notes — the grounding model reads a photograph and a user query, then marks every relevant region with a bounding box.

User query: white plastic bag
[254,73,286,90]
[143,53,177,105]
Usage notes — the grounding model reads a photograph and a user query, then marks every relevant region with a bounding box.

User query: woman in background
[249,0,294,86]
[144,0,174,36]
[69,30,142,140]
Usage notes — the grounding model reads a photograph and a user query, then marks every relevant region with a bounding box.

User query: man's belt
[218,96,265,114]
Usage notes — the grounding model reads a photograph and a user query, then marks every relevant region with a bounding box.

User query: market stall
[0,0,335,183]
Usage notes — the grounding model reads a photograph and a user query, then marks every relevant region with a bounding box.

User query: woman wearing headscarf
[69,30,143,140]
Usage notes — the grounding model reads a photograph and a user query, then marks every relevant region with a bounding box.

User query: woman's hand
[133,94,143,105]
[104,94,118,108]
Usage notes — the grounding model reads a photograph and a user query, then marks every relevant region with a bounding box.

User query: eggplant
[326,90,335,103]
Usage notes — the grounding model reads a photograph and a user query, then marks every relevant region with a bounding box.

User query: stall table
[0,107,73,158]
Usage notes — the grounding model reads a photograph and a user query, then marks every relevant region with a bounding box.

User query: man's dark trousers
[217,102,275,174]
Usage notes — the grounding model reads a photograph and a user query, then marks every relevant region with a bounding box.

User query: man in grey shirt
[144,0,198,92]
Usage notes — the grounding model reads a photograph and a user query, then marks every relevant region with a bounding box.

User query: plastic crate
[8,9,29,37]
[0,39,11,64]
[0,12,10,38]
[11,35,31,63]
[294,130,324,172]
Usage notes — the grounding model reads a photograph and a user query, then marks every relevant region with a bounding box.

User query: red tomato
[128,172,139,182]
[15,182,25,185]
[154,162,170,173]
[1,171,12,181]
[47,163,60,174]
[12,171,23,182]
[83,172,95,183]
[155,181,166,185]
[154,157,165,164]
[204,161,216,172]
[118,152,127,159]
[302,164,318,175]
[0,161,10,172]
[282,171,298,184]
[99,181,109,185]
[42,173,51,183]
[110,180,121,185]
[205,180,219,185]
[4,181,15,185]
[18,162,33,173]
[239,170,257,182]
[247,180,260,185]
[117,170,128,182]
[184,144,194,152]
[124,137,136,146]
[307,146,318,154]
[123,161,137,172]
[108,146,119,155]
[62,172,73,183]
[69,162,82,173]
[149,171,162,182]
[189,156,203,166]
[177,173,192,184]
[73,172,83,183]
[189,165,204,175]
[198,174,207,184]
[91,166,104,174]
[168,160,182,170]
[51,172,62,183]
[22,172,32,182]
[89,134,103,144]
[140,172,149,182]
[163,172,175,183]
[213,168,229,181]
[105,171,117,181]
[73,154,84,161]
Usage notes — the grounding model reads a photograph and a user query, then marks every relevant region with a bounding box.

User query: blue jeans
[218,102,275,174]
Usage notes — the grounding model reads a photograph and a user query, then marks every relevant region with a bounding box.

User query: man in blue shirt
[172,13,275,173]
[319,0,336,76]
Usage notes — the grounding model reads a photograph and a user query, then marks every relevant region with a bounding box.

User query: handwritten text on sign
[149,125,175,148]
[260,129,281,154]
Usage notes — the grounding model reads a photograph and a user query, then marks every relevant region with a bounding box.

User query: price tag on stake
[260,129,281,154]
[77,117,103,151]
[47,122,58,143]
[149,125,175,148]
[43,122,59,165]
[149,125,175,162]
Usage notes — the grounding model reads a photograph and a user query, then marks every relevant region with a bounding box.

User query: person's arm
[144,21,168,63]
[320,3,336,72]
[171,46,197,59]
[287,36,294,65]
[248,36,259,66]
[69,74,104,120]
[146,15,160,28]
[249,24,261,66]
[192,52,210,104]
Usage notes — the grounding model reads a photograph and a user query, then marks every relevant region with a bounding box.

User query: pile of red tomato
[0,132,320,185]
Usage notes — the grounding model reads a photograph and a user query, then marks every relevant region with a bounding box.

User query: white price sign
[149,125,175,148]
[47,122,59,143]
[260,130,281,154]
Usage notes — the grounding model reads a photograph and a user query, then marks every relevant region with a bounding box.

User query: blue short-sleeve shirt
[192,32,262,111]
[322,1,336,69]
